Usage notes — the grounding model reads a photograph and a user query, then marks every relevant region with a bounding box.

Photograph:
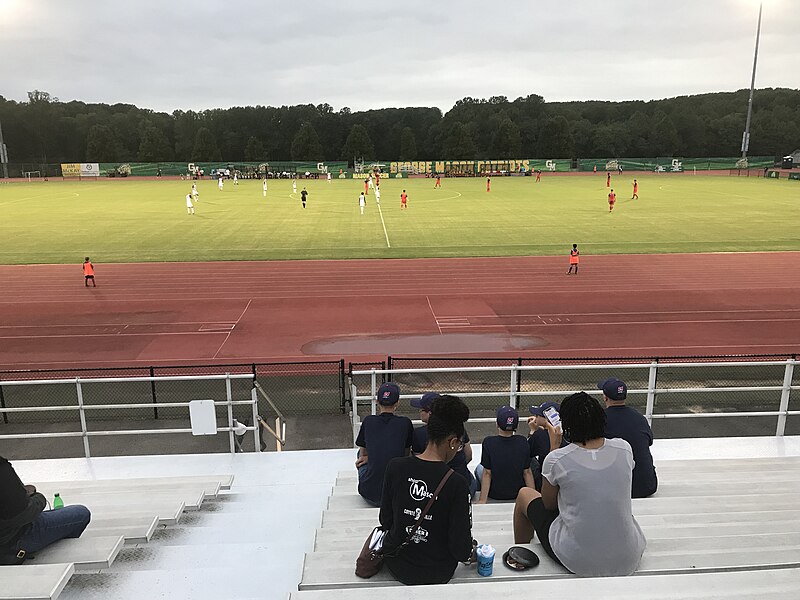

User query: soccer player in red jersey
[632,179,639,199]
[400,190,408,209]
[434,174,441,188]
[364,178,369,196]
[486,177,491,192]
[607,172,611,188]
[535,170,541,182]
[608,189,616,212]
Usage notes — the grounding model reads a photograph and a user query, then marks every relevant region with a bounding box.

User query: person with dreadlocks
[511,392,646,576]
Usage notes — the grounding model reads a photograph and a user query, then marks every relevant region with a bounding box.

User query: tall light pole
[741,2,763,160]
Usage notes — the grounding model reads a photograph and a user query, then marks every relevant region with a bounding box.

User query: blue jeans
[15,505,91,554]
[356,451,381,507]
[474,464,484,491]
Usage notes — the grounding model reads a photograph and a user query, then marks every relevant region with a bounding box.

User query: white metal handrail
[0,373,262,457]
[349,359,799,438]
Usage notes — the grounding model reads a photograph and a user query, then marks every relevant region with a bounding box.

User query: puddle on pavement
[302,332,548,355]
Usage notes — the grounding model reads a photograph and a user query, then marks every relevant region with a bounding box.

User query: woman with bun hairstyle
[379,395,476,585]
[512,392,646,577]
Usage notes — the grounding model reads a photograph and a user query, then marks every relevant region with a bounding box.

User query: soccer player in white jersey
[359,192,366,215]
[368,175,374,190]
[191,182,198,202]
[263,178,268,196]
[218,176,224,191]
[375,186,381,204]
[233,172,238,186]
[292,178,297,194]
[186,193,195,215]
[327,172,332,183]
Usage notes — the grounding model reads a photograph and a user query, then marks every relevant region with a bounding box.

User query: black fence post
[0,383,7,424]
[339,359,346,413]
[150,366,158,420]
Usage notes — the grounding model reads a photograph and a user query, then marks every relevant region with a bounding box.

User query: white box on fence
[189,400,217,435]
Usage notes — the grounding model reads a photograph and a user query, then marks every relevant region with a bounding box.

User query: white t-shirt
[263,180,267,190]
[327,173,332,180]
[359,195,365,206]
[542,438,646,576]
[185,194,193,207]
[375,188,381,200]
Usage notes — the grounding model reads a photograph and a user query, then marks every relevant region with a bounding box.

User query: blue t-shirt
[412,425,472,484]
[480,434,531,500]
[356,413,414,504]
[527,428,568,466]
[605,405,657,498]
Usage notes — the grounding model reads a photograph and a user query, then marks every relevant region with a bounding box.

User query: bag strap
[402,468,454,544]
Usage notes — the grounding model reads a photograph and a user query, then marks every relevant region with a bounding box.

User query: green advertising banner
[97,161,348,177]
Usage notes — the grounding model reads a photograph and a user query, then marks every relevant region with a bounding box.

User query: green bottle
[53,493,64,509]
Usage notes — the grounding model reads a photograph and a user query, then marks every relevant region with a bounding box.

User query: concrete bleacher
[294,455,800,596]
[0,473,233,600]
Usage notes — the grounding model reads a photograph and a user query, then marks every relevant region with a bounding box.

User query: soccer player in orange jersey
[486,177,491,192]
[400,190,408,209]
[434,174,441,188]
[608,189,616,212]
[567,244,580,275]
[82,257,96,287]
[607,172,611,188]
[632,179,639,199]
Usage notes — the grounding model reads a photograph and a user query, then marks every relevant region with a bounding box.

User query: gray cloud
[1,0,797,112]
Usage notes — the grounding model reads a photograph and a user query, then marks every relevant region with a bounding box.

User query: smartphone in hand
[543,406,562,431]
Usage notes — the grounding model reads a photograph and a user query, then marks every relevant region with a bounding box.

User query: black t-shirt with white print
[380,456,473,585]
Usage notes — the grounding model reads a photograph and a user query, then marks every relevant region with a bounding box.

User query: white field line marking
[377,202,391,248]
[0,321,237,329]
[213,298,252,359]
[426,295,442,335]
[435,316,800,329]
[0,331,228,340]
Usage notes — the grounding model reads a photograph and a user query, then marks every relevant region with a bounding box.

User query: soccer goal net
[23,170,42,181]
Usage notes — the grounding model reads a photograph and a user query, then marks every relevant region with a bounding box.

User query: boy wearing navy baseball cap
[598,378,658,498]
[355,382,414,506]
[411,392,477,496]
[475,406,534,503]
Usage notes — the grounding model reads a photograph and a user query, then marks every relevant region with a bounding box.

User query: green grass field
[0,175,798,264]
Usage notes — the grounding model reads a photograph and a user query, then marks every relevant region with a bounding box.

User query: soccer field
[0,174,798,264]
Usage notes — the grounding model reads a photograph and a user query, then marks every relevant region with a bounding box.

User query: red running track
[0,253,799,369]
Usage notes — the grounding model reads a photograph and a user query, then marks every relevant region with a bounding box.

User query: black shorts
[526,497,562,566]
[84,275,94,280]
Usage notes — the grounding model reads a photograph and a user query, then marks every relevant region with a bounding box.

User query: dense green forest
[0,88,798,164]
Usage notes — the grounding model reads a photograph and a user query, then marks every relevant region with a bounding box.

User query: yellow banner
[61,163,81,177]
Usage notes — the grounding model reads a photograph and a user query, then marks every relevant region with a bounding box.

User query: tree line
[1,88,798,165]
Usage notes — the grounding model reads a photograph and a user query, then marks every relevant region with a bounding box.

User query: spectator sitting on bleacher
[599,378,658,498]
[380,395,475,585]
[355,382,414,507]
[411,392,477,497]
[0,455,91,564]
[527,402,569,490]
[512,392,646,576]
[475,406,535,504]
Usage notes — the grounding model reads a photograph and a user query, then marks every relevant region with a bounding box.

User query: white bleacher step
[299,538,800,590]
[325,492,799,513]
[82,514,159,544]
[291,567,800,600]
[0,563,75,600]
[322,507,800,529]
[330,479,800,499]
[37,476,230,500]
[314,519,800,551]
[86,502,185,526]
[45,488,206,511]
[32,535,125,572]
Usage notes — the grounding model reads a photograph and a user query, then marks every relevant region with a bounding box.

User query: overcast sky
[1,0,798,114]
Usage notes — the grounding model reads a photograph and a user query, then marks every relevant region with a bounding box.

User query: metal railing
[350,359,800,439]
[0,373,264,457]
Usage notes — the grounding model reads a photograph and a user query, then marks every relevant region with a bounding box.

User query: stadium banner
[60,163,82,177]
[578,157,773,172]
[96,161,348,177]
[388,159,569,175]
[80,163,100,177]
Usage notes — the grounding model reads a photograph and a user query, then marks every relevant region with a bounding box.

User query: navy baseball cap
[598,378,627,401]
[377,382,401,406]
[496,406,519,431]
[529,401,561,417]
[410,392,440,410]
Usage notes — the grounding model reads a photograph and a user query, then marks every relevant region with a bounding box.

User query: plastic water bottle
[53,493,64,509]
[476,544,496,576]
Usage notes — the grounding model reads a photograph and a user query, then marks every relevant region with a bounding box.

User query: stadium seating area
[292,455,800,598]
[0,474,233,600]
